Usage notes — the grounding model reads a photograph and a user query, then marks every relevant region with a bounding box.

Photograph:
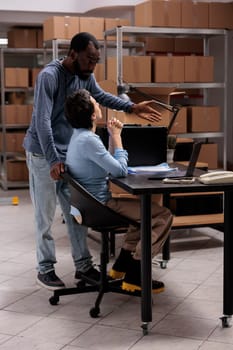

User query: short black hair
[65,89,94,129]
[69,32,100,53]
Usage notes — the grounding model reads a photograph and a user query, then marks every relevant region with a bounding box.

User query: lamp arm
[117,83,181,133]
[167,108,180,134]
[127,85,180,113]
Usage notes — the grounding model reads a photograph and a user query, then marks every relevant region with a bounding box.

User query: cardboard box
[187,106,220,132]
[137,37,174,53]
[98,80,118,124]
[43,16,80,41]
[94,63,104,82]
[36,28,43,48]
[6,159,29,181]
[7,28,37,48]
[107,56,152,83]
[98,81,184,129]
[209,2,233,29]
[0,132,25,153]
[105,18,130,41]
[7,92,26,105]
[198,143,218,169]
[108,109,170,128]
[3,105,31,125]
[174,38,203,54]
[106,85,183,128]
[129,87,186,128]
[184,56,214,83]
[80,17,104,40]
[5,68,29,88]
[181,1,209,28]
[98,80,117,95]
[27,105,33,123]
[152,56,185,83]
[134,0,182,27]
[30,67,42,87]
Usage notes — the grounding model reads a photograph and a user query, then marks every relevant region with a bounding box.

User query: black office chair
[49,172,141,318]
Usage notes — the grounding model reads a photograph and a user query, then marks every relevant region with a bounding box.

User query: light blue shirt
[66,129,128,204]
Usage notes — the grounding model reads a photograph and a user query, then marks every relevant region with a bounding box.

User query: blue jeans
[26,152,93,274]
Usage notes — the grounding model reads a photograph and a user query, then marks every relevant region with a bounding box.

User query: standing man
[23,32,162,290]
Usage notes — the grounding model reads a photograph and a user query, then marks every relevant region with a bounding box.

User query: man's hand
[107,117,123,136]
[107,118,124,151]
[50,162,65,180]
[131,100,162,122]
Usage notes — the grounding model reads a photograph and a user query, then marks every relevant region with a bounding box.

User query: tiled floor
[0,188,232,349]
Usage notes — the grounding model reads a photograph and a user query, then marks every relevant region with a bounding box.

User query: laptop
[148,141,203,180]
[96,125,167,167]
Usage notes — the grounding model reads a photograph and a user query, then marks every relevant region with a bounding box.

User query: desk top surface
[110,174,233,195]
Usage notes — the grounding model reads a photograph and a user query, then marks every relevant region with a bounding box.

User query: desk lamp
[117,83,182,133]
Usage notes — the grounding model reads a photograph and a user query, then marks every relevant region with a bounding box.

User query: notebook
[96,125,167,167]
[148,141,203,180]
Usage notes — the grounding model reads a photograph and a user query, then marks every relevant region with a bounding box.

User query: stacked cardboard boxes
[6,159,29,182]
[80,17,105,41]
[134,0,233,29]
[7,28,43,48]
[135,0,182,27]
[3,105,32,125]
[107,54,214,84]
[0,132,25,153]
[107,56,152,83]
[198,143,218,169]
[187,106,220,132]
[4,68,29,88]
[43,16,80,41]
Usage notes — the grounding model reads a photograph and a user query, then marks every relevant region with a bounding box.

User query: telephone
[198,171,233,184]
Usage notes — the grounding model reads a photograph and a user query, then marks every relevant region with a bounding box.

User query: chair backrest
[61,172,139,232]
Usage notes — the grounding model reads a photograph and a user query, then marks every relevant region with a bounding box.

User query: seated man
[65,89,173,293]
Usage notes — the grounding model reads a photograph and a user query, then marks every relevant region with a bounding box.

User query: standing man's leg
[26,152,65,289]
[57,179,100,280]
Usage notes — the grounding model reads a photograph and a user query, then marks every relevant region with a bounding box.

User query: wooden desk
[110,174,233,334]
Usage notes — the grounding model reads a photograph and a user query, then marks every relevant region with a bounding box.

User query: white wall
[0,0,232,12]
[0,0,143,13]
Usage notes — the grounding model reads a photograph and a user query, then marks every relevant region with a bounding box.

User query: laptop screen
[96,125,167,167]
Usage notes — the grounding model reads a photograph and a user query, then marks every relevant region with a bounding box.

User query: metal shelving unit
[43,39,144,61]
[104,26,229,169]
[0,47,47,190]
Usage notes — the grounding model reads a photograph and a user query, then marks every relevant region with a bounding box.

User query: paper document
[128,163,177,175]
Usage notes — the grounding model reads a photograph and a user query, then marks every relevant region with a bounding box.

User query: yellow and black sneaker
[122,279,165,294]
[121,258,165,294]
[109,248,133,280]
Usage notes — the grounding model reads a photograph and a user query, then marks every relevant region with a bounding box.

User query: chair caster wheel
[160,261,167,269]
[49,295,59,305]
[220,315,232,328]
[141,323,148,335]
[89,306,100,318]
